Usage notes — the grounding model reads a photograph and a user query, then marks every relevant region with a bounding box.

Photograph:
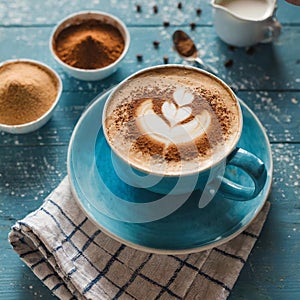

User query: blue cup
[103,65,267,202]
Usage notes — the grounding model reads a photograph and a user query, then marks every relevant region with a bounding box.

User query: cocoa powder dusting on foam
[106,91,225,164]
[105,73,238,174]
[134,135,165,157]
[196,87,233,136]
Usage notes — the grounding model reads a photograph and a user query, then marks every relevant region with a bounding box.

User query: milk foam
[104,67,240,175]
[220,0,271,20]
[135,90,211,146]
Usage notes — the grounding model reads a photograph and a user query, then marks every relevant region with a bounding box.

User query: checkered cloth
[9,177,270,300]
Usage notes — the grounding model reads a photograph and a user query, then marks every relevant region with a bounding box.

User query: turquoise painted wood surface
[0,0,299,299]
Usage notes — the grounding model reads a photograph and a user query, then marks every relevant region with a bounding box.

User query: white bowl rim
[49,10,130,74]
[0,58,63,131]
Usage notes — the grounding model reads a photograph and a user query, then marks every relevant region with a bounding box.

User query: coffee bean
[153,40,160,49]
[178,2,182,9]
[153,5,158,14]
[224,59,234,67]
[190,22,196,30]
[246,46,255,55]
[136,4,141,12]
[163,56,169,64]
[163,21,170,27]
[196,8,202,16]
[136,54,143,61]
[228,45,236,51]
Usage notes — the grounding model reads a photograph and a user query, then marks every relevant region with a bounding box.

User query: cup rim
[49,10,130,74]
[102,64,243,177]
[0,58,62,133]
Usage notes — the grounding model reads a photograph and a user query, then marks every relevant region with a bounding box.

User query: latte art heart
[173,87,194,106]
[136,98,211,146]
[161,102,192,127]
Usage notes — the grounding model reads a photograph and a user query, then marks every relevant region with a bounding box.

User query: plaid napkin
[9,177,270,300]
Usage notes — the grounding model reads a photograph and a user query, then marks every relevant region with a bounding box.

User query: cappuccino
[104,66,241,175]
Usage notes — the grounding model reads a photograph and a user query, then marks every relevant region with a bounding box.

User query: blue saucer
[68,89,273,254]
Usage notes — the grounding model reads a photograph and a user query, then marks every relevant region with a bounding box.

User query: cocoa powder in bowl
[53,19,125,70]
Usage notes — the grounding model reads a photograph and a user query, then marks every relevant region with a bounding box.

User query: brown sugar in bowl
[0,59,62,134]
[50,11,130,81]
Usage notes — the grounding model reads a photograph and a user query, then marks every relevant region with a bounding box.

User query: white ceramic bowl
[0,59,62,134]
[50,11,130,81]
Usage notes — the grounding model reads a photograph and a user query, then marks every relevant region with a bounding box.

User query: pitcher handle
[261,18,281,43]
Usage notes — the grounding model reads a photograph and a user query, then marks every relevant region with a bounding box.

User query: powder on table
[0,61,59,126]
[53,20,125,69]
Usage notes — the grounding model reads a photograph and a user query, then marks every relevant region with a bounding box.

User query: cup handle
[261,18,281,43]
[219,148,267,201]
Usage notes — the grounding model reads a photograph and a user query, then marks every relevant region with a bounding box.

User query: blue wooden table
[0,1,299,299]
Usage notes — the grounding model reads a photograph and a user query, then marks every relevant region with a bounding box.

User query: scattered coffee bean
[136,54,143,61]
[153,40,160,49]
[136,4,141,12]
[246,46,255,55]
[163,21,170,27]
[224,59,233,67]
[196,8,202,16]
[163,55,169,64]
[190,22,196,30]
[178,2,182,9]
[228,45,236,51]
[153,5,158,14]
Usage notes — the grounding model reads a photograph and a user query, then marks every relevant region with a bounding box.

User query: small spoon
[172,30,218,75]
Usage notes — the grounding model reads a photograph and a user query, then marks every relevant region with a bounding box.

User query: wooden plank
[0,145,68,213]
[0,143,299,300]
[0,1,299,299]
[0,26,299,92]
[0,0,211,26]
[238,91,300,143]
[0,0,298,26]
[0,145,68,299]
[0,90,299,148]
[230,144,300,299]
[0,255,54,300]
[0,91,97,147]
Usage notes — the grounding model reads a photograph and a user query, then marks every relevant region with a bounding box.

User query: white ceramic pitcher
[211,0,281,47]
